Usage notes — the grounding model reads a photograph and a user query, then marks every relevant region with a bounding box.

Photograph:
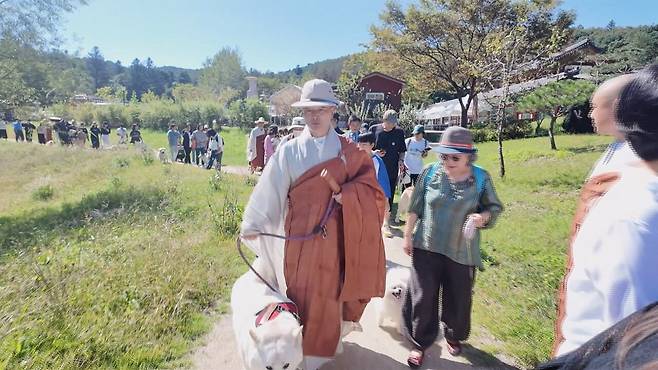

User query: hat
[382,109,398,125]
[254,117,267,124]
[432,126,477,154]
[291,79,339,108]
[412,125,425,135]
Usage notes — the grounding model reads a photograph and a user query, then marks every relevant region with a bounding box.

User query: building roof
[360,72,406,86]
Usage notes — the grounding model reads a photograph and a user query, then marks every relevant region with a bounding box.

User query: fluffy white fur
[395,186,414,223]
[157,148,168,164]
[231,263,304,370]
[377,266,410,335]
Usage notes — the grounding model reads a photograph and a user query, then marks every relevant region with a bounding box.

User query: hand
[403,237,413,256]
[467,213,490,228]
[375,149,386,157]
[332,192,343,205]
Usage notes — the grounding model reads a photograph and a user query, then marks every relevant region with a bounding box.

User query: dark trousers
[0,129,7,139]
[183,147,191,164]
[384,162,398,210]
[91,137,100,149]
[14,130,24,142]
[38,133,46,144]
[403,249,476,350]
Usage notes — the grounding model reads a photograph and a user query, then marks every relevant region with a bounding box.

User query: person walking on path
[101,122,111,148]
[370,110,406,232]
[182,124,192,164]
[402,126,503,368]
[13,120,24,142]
[263,125,279,166]
[90,122,101,149]
[247,117,267,172]
[116,124,128,145]
[240,79,386,370]
[129,124,142,144]
[205,126,223,171]
[37,121,48,144]
[403,125,431,188]
[343,115,362,143]
[167,124,182,163]
[22,121,35,142]
[192,124,208,166]
[553,64,658,357]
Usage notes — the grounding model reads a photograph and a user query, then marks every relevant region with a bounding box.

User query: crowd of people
[239,67,658,370]
[166,121,225,170]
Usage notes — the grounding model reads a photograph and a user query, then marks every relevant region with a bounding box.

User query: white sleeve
[593,220,658,326]
[240,147,292,236]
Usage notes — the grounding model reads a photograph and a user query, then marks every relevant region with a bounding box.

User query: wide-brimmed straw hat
[291,79,339,108]
[432,126,477,154]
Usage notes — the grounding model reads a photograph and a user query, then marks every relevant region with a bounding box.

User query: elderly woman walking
[402,126,503,368]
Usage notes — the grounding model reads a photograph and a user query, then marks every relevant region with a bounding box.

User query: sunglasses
[440,154,463,162]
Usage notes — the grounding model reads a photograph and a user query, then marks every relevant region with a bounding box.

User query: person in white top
[553,74,642,354]
[587,74,639,178]
[555,64,658,356]
[116,125,128,145]
[403,124,431,188]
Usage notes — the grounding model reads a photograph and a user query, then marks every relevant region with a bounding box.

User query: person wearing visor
[401,126,503,367]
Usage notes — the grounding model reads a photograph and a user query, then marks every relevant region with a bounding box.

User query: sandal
[446,340,462,356]
[407,349,424,368]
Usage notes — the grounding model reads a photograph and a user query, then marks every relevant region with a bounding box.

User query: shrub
[32,185,54,201]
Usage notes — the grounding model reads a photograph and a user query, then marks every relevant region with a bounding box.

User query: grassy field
[0,132,612,369]
[0,141,255,369]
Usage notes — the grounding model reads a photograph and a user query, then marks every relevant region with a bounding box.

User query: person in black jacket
[90,122,101,149]
[370,109,406,212]
[182,124,192,164]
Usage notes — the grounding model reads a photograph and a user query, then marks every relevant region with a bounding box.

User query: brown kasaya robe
[249,134,266,171]
[284,137,387,356]
[552,171,620,356]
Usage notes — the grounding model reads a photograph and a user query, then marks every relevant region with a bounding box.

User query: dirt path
[191,230,519,370]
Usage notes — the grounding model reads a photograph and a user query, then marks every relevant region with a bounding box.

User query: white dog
[157,148,168,164]
[231,265,304,370]
[377,266,410,335]
[395,186,415,223]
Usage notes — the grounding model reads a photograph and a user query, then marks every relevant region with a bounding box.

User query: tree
[177,71,192,84]
[517,79,595,150]
[171,84,213,103]
[0,0,87,47]
[371,0,573,126]
[86,46,109,90]
[228,98,269,128]
[199,47,246,95]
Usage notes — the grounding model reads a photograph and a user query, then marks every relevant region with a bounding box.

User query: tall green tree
[371,0,574,126]
[86,46,109,90]
[517,79,595,150]
[199,47,246,95]
[0,0,87,47]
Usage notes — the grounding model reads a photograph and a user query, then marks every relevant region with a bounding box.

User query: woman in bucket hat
[401,126,503,367]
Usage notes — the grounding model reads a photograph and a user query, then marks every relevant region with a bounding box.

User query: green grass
[420,134,610,366]
[1,132,614,369]
[0,141,255,369]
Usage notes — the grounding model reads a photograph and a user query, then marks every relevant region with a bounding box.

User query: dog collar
[254,302,301,327]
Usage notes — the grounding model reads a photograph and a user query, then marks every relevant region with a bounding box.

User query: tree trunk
[461,106,469,127]
[549,116,557,150]
[498,120,506,177]
[535,115,545,136]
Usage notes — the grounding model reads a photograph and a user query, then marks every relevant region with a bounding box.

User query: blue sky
[60,0,657,73]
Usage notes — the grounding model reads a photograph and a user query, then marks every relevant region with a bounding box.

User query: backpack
[424,162,486,197]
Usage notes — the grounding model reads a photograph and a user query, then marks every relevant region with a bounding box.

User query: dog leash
[236,196,339,293]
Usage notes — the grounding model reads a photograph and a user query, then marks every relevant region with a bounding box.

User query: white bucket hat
[291,79,339,108]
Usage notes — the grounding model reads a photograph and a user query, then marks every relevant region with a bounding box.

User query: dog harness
[254,302,302,327]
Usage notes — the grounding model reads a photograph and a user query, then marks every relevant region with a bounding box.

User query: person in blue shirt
[166,124,182,163]
[357,132,394,237]
[13,120,24,142]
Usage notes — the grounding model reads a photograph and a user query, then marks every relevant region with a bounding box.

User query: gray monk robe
[240,127,386,357]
